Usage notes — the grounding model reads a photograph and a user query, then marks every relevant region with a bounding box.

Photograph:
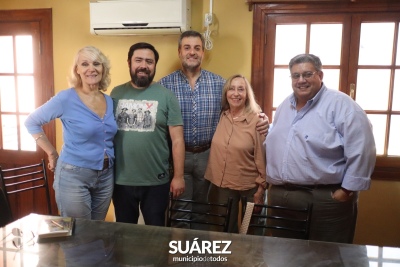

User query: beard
[182,57,201,72]
[130,67,155,88]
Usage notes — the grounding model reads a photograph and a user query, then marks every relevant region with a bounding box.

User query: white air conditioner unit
[89,0,191,36]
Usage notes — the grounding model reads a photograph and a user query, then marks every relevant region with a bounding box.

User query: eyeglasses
[1,228,35,249]
[290,71,317,80]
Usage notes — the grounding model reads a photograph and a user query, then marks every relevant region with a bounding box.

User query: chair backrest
[241,196,313,239]
[0,187,13,227]
[167,193,233,232]
[0,159,52,217]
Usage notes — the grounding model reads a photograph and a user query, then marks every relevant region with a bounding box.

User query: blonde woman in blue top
[25,46,117,220]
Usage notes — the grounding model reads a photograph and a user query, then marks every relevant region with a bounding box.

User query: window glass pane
[393,70,400,111]
[396,22,400,65]
[273,68,292,107]
[321,69,340,90]
[382,247,400,260]
[17,76,35,112]
[388,115,400,156]
[0,76,16,112]
[20,115,36,151]
[16,35,33,74]
[367,114,385,155]
[367,245,379,258]
[272,110,276,123]
[310,24,342,65]
[275,25,306,65]
[0,36,14,73]
[359,23,394,65]
[1,115,18,150]
[356,69,390,110]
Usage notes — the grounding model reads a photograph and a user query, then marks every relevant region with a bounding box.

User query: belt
[102,158,110,170]
[185,143,211,153]
[274,183,341,191]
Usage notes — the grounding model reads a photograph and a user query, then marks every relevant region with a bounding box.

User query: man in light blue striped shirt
[265,54,376,243]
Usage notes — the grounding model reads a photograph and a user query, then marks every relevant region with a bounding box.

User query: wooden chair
[167,193,233,232]
[240,196,313,239]
[0,187,13,227]
[0,159,52,219]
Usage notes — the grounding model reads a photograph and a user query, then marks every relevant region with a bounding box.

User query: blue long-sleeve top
[265,84,376,191]
[25,88,117,170]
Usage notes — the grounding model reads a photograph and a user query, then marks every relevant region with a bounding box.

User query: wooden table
[1,213,399,266]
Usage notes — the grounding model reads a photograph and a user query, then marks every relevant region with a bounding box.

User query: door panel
[349,13,400,167]
[0,9,56,218]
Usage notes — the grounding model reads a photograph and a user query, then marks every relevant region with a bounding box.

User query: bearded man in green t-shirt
[111,42,185,226]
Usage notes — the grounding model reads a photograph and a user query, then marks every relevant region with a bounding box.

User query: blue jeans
[54,160,114,220]
[171,150,211,230]
[112,182,170,226]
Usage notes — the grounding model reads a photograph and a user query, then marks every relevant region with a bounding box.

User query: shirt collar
[178,69,204,83]
[223,109,254,123]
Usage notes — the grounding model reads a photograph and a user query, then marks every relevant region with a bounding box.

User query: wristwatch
[341,187,354,197]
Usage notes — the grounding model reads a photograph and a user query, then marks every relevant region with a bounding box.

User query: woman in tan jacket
[205,74,267,233]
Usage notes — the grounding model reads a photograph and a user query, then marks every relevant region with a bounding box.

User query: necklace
[232,112,244,120]
[231,108,245,120]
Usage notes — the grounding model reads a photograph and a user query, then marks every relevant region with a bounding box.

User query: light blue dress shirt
[265,84,376,191]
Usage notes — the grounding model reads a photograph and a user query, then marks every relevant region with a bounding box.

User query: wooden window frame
[250,1,400,181]
[0,9,55,158]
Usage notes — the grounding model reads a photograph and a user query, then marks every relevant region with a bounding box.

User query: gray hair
[289,54,322,72]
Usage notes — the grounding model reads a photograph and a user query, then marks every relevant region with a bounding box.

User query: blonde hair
[68,46,111,91]
[221,74,261,114]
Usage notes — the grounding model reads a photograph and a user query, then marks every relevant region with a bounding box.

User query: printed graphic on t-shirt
[116,99,157,132]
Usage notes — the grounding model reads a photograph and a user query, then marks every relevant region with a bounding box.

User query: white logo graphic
[169,238,231,263]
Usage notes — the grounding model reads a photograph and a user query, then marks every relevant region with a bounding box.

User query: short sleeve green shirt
[111,82,183,186]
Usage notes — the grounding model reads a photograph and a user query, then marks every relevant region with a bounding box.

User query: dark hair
[289,54,322,71]
[127,42,159,63]
[178,30,205,51]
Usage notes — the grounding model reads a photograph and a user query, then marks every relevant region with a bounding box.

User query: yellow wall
[1,0,399,247]
[0,0,253,149]
[355,179,400,247]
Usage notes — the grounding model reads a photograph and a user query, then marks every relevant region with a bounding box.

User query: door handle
[350,83,355,100]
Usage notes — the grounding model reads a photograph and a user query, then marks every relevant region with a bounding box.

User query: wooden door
[0,9,56,218]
